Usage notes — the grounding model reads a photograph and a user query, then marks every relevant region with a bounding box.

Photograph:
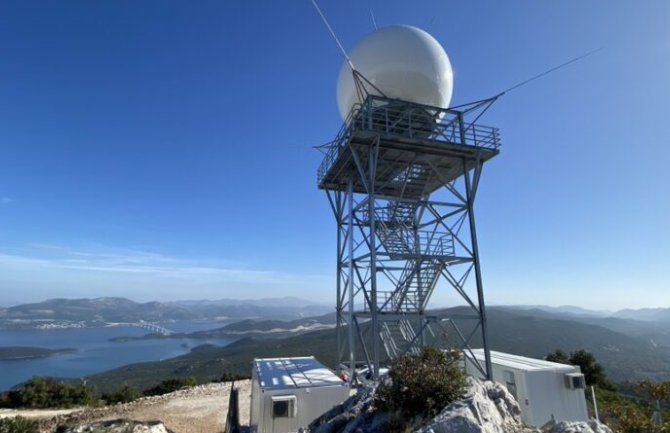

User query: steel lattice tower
[318,92,500,382]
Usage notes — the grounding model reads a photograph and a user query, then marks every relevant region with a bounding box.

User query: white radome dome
[336,25,454,120]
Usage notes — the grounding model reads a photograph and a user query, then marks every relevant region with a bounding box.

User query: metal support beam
[462,158,492,380]
[347,177,355,381]
[321,95,500,383]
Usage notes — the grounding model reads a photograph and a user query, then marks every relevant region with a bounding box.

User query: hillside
[480,307,670,381]
[84,307,670,392]
[613,307,670,322]
[495,306,670,349]
[206,312,336,333]
[0,297,332,329]
[0,298,195,325]
[0,346,76,360]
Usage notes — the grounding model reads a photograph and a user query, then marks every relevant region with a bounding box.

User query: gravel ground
[2,381,252,433]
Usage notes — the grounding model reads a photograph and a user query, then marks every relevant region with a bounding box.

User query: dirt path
[2,381,252,433]
[96,381,252,433]
[0,407,83,419]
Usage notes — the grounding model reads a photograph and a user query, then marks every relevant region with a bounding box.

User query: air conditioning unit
[564,373,586,389]
[271,395,297,418]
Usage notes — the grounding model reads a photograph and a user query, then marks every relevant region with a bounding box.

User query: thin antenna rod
[500,47,603,96]
[427,15,436,32]
[451,47,603,116]
[370,9,378,30]
[310,0,355,71]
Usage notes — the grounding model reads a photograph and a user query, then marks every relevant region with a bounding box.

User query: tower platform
[318,95,500,199]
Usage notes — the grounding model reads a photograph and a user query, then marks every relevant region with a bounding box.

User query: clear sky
[1,1,668,309]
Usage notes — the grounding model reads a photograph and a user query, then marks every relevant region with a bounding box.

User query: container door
[271,395,297,433]
[503,370,518,400]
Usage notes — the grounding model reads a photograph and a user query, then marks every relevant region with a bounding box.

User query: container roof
[467,349,581,373]
[253,357,345,391]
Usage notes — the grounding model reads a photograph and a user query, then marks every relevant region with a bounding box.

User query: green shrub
[11,377,96,409]
[217,371,250,383]
[0,416,40,433]
[375,347,466,421]
[102,384,140,405]
[0,390,22,408]
[142,377,197,396]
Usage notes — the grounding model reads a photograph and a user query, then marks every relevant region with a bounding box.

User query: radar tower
[318,25,500,382]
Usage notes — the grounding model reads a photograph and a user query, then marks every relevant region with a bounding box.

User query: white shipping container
[464,349,589,427]
[250,357,350,433]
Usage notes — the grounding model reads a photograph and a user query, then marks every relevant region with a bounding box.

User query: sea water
[0,321,235,391]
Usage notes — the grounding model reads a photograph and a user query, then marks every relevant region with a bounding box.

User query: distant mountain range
[0,297,332,329]
[493,306,670,352]
[612,308,670,322]
[500,304,613,317]
[498,304,670,322]
[483,307,670,381]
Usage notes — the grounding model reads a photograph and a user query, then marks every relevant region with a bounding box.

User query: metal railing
[317,95,501,185]
[317,103,362,185]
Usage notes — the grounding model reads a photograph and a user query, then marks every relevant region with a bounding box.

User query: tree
[569,350,614,390]
[102,384,140,405]
[637,380,670,403]
[545,349,570,364]
[545,349,615,390]
[606,401,654,433]
[13,377,96,409]
[637,380,670,430]
[142,377,197,396]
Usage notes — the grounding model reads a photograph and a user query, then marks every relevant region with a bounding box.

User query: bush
[546,349,615,391]
[0,416,40,433]
[102,384,140,405]
[604,401,657,433]
[10,377,96,409]
[142,377,197,396]
[375,347,466,421]
[0,390,22,408]
[217,371,250,383]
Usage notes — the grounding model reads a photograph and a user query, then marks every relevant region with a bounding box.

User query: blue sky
[0,1,668,309]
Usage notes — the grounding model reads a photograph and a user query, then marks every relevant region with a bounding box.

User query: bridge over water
[131,321,174,336]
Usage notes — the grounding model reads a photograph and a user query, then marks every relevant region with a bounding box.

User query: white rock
[131,423,170,433]
[64,420,172,433]
[310,376,612,433]
[541,419,613,433]
[415,377,524,433]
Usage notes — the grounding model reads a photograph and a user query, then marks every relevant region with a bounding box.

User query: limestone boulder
[541,419,614,433]
[416,377,527,433]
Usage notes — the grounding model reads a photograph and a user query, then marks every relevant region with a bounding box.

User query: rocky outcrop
[309,376,615,433]
[415,377,526,433]
[60,419,174,433]
[310,377,534,433]
[541,419,613,433]
[309,381,385,433]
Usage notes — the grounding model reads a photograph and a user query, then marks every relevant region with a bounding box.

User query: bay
[0,321,235,391]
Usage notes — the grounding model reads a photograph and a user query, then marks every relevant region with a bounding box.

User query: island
[0,346,77,360]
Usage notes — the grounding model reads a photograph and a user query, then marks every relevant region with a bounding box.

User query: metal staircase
[380,319,422,359]
[368,201,452,358]
[386,259,442,312]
